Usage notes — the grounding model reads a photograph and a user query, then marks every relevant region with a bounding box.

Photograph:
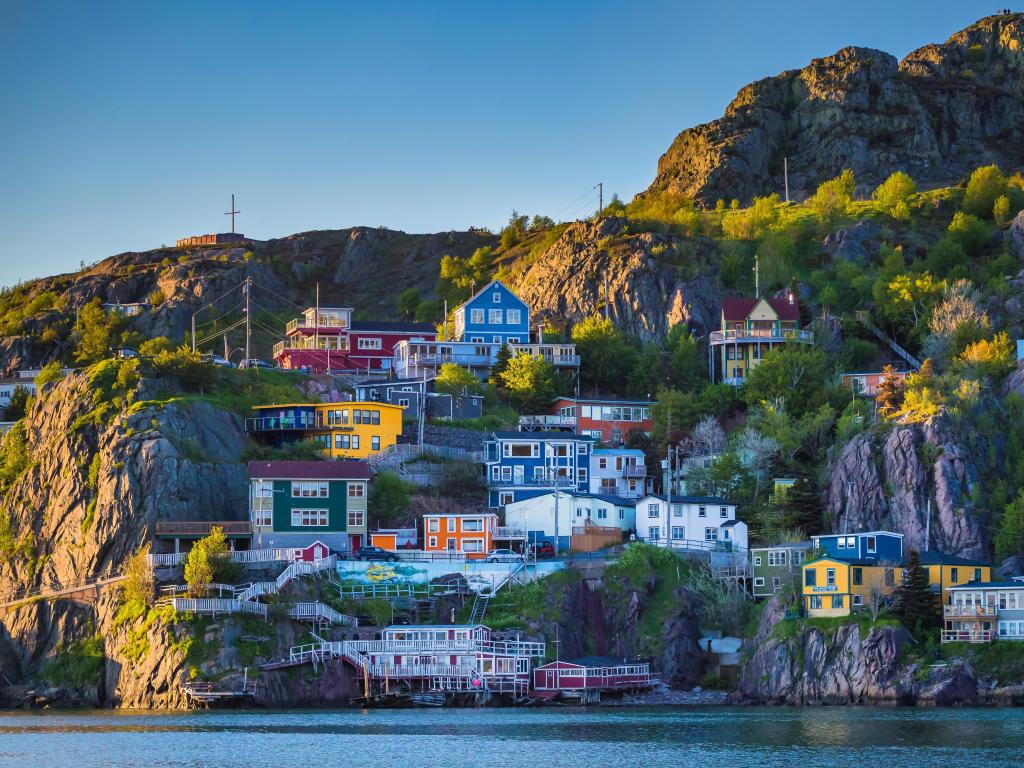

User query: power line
[553,188,601,220]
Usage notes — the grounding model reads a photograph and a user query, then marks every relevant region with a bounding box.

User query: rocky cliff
[646,14,1024,205]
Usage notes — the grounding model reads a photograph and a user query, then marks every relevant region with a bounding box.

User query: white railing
[289,602,357,627]
[277,555,337,589]
[235,581,278,601]
[495,526,527,539]
[148,548,297,568]
[518,415,577,429]
[941,629,994,643]
[622,465,647,478]
[709,328,813,345]
[172,598,268,619]
[338,638,546,658]
[369,663,477,679]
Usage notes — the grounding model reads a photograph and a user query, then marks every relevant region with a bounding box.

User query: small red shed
[294,539,331,563]
[533,657,656,692]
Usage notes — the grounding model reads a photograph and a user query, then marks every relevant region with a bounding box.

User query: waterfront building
[801,556,902,618]
[943,579,1024,643]
[919,551,992,605]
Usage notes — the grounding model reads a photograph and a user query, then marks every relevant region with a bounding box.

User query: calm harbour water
[1,706,1023,768]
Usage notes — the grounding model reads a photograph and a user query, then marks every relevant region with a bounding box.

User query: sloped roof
[350,320,436,333]
[247,460,370,480]
[491,430,596,441]
[721,296,800,322]
[456,279,525,310]
[918,551,990,567]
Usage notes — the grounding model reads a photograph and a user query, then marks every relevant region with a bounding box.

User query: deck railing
[518,415,577,429]
[244,415,318,432]
[154,521,252,537]
[944,604,997,618]
[148,547,298,568]
[172,597,268,619]
[709,328,814,345]
[289,602,357,627]
[941,629,994,643]
[338,638,546,657]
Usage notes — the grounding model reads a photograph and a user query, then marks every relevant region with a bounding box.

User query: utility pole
[784,157,790,204]
[844,481,853,535]
[243,276,252,364]
[315,282,320,370]
[595,182,603,215]
[604,273,610,321]
[443,300,448,342]
[753,253,761,298]
[223,333,228,361]
[191,314,197,354]
[924,497,932,552]
[225,194,241,234]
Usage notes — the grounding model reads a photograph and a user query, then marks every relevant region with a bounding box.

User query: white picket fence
[172,598,268,618]
[148,548,296,568]
[289,602,357,627]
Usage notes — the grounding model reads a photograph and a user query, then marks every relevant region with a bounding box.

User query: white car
[485,548,524,563]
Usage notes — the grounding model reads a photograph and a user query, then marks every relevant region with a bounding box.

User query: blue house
[453,280,530,345]
[811,531,903,563]
[485,430,596,508]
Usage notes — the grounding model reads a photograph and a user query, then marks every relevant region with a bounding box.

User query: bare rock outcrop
[826,422,984,557]
[645,15,1024,205]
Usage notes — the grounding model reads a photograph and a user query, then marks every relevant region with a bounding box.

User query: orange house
[423,513,498,558]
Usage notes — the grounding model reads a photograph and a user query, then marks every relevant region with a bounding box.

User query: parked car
[531,542,556,558]
[238,358,275,370]
[352,545,399,562]
[200,354,233,368]
[485,548,524,563]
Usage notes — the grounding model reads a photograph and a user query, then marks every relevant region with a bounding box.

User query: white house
[589,447,647,499]
[504,491,636,552]
[0,379,34,407]
[634,494,747,551]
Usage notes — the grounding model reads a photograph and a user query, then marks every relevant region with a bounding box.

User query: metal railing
[494,526,527,539]
[155,521,252,537]
[244,415,318,432]
[286,316,349,333]
[337,638,546,657]
[622,465,646,478]
[488,476,578,488]
[709,328,814,345]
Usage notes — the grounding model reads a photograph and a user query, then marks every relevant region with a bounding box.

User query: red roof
[247,460,370,480]
[721,297,800,322]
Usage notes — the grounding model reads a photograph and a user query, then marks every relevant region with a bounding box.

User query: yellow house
[246,401,405,460]
[920,551,991,605]
[802,557,903,618]
[709,296,812,385]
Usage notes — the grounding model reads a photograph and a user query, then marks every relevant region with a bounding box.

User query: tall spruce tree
[894,550,938,632]
[786,474,823,535]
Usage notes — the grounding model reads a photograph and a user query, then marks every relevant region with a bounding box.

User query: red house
[273,306,436,374]
[841,369,911,397]
[519,397,653,446]
[533,657,657,695]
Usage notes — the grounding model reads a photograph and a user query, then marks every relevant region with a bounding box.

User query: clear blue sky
[0,0,996,287]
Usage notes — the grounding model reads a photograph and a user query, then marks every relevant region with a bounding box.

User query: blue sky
[0,0,995,287]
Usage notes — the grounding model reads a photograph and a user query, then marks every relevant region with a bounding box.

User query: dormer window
[493,292,501,303]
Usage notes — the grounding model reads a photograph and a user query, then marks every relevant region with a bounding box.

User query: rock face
[513,217,725,341]
[1011,210,1024,260]
[645,15,1024,205]
[825,422,985,557]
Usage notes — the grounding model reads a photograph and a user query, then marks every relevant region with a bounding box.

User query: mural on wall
[336,560,564,594]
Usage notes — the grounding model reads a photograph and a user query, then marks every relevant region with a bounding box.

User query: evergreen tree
[894,550,938,632]
[875,364,904,418]
[488,344,513,389]
[785,474,823,535]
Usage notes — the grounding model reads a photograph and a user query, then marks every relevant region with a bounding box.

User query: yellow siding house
[802,557,903,618]
[246,402,405,460]
[920,551,991,605]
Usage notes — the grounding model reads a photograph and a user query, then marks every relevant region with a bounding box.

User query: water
[1,707,1023,768]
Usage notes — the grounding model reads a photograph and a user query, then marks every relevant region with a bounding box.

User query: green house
[248,460,370,554]
[751,541,812,598]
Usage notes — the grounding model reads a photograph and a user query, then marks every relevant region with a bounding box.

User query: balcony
[941,629,994,644]
[155,521,252,538]
[489,476,578,488]
[622,465,646,479]
[944,604,997,618]
[408,352,493,367]
[709,328,814,346]
[286,316,349,333]
[507,343,580,367]
[274,339,349,357]
[518,415,577,430]
[245,415,318,432]
[494,526,527,539]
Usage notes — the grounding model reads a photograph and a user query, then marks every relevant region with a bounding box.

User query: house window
[488,309,502,324]
[805,570,817,587]
[772,576,781,589]
[462,519,483,532]
[291,481,328,498]
[577,443,588,455]
[866,536,876,554]
[506,309,521,325]
[618,508,624,520]
[698,506,706,518]
[951,567,959,582]
[884,568,895,587]
[371,436,381,451]
[853,594,864,606]
[578,468,587,483]
[648,504,659,518]
[357,337,382,350]
[506,443,537,458]
[852,568,863,586]
[754,577,765,587]
[447,518,456,532]
[398,398,410,408]
[428,536,437,548]
[837,538,846,549]
[826,568,836,587]
[351,434,360,450]
[720,506,728,518]
[575,508,584,517]
[768,551,786,567]
[428,519,440,533]
[809,595,822,610]
[492,292,501,303]
[348,482,365,498]
[499,492,514,506]
[597,508,608,520]
[471,309,484,324]
[974,568,982,582]
[831,595,844,609]
[648,528,660,542]
[598,458,608,469]
[793,552,805,565]
[671,526,684,540]
[462,539,484,553]
[291,508,329,527]
[704,527,718,541]
[754,556,762,567]
[845,536,856,548]
[672,505,683,518]
[253,509,272,527]
[348,509,365,527]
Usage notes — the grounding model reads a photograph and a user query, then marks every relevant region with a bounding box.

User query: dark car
[532,542,556,558]
[352,545,399,562]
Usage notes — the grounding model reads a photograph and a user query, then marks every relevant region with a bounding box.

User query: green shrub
[41,634,105,686]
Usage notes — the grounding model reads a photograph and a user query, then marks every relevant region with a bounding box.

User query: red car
[532,542,556,558]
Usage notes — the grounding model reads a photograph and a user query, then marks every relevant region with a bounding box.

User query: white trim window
[470,309,485,324]
[291,508,329,527]
[648,503,659,519]
[506,309,521,325]
[357,337,382,350]
[348,482,366,498]
[488,309,503,324]
[499,491,514,506]
[704,527,718,541]
[462,539,484,553]
[348,509,365,528]
[492,291,501,303]
[291,481,329,498]
[754,577,765,587]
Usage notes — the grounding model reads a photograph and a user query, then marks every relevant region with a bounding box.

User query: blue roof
[948,579,1024,590]
[645,494,733,505]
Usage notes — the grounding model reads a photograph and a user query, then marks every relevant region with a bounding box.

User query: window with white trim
[506,309,521,325]
[698,506,707,517]
[471,309,484,324]
[753,577,765,587]
[428,519,440,533]
[348,482,366,498]
[357,337,382,350]
[499,491,514,506]
[753,555,762,567]
[492,292,501,303]
[428,536,438,548]
[348,509,365,527]
[488,309,502,324]
[648,504,659,518]
[291,481,329,498]
[720,506,728,518]
[704,527,718,541]
[447,518,456,532]
[291,508,329,527]
[462,539,484,553]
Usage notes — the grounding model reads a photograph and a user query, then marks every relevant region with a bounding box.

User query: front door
[349,533,362,550]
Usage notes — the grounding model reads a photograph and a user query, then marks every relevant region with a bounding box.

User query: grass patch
[942,640,1024,682]
[41,633,105,686]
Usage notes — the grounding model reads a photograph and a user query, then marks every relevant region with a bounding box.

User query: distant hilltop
[175,232,250,248]
[643,13,1024,206]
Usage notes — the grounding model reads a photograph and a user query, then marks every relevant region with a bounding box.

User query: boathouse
[532,657,657,694]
